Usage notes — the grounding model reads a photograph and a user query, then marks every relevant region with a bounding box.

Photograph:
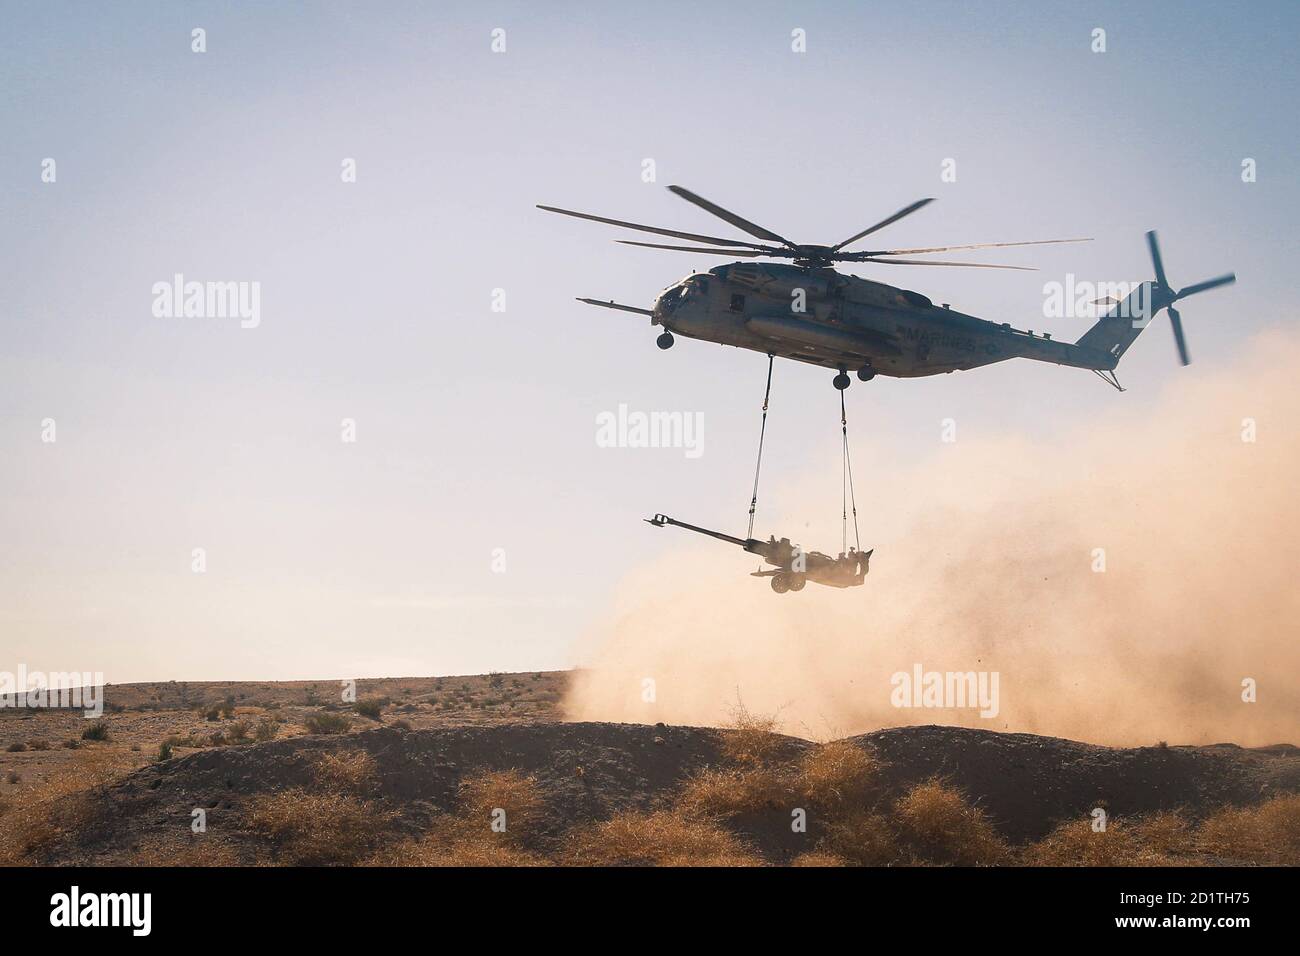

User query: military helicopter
[539,186,1236,390]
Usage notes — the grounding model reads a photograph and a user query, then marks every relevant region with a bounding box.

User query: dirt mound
[857,726,1299,841]
[34,722,1298,865]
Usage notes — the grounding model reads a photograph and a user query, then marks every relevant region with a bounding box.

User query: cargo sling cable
[745,353,862,556]
[746,354,775,539]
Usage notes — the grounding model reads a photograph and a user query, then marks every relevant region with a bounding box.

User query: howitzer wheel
[770,573,790,594]
[656,331,675,350]
[788,574,806,591]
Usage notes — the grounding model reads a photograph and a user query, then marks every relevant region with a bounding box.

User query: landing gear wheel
[788,574,806,591]
[856,367,875,381]
[656,331,675,350]
[770,573,790,594]
[833,372,851,390]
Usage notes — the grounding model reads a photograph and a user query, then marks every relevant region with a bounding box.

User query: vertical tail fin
[1075,232,1235,368]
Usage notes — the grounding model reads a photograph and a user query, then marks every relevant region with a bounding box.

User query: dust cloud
[565,328,1300,746]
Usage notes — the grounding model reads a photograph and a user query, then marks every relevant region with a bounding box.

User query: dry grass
[1023,817,1175,866]
[245,788,395,865]
[367,816,547,867]
[0,750,122,863]
[566,809,761,866]
[126,835,244,867]
[676,765,794,816]
[1197,794,1300,864]
[819,808,900,865]
[313,750,378,795]
[891,779,1009,865]
[791,850,849,867]
[456,769,545,831]
[365,769,548,867]
[717,700,785,766]
[797,740,879,808]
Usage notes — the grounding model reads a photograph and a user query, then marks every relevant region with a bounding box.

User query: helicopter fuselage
[654,262,1116,379]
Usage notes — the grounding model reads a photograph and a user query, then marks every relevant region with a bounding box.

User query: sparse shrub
[6,743,27,753]
[891,779,1009,865]
[254,718,280,742]
[305,712,352,735]
[62,739,79,750]
[27,740,50,751]
[6,772,20,784]
[209,732,226,746]
[204,707,220,722]
[353,698,385,720]
[390,719,412,732]
[226,720,251,743]
[488,672,504,689]
[80,720,110,742]
[157,741,173,762]
[220,695,236,718]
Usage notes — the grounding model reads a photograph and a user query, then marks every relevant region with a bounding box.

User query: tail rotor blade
[1168,305,1190,366]
[1146,230,1169,288]
[1177,273,1236,298]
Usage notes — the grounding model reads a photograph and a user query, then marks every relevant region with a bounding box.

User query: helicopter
[539,186,1236,391]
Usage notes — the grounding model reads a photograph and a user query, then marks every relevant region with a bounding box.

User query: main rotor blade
[860,237,1092,256]
[832,198,935,251]
[1146,230,1169,288]
[616,240,777,258]
[1177,273,1236,298]
[537,204,769,249]
[1168,305,1190,365]
[853,256,1036,271]
[667,185,793,246]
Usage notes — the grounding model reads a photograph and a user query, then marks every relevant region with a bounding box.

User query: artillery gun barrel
[644,514,756,550]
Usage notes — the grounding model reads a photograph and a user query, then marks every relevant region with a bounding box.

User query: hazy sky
[1,1,1296,682]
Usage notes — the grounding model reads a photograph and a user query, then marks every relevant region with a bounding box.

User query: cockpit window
[658,287,684,314]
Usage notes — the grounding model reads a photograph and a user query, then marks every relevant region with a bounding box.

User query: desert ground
[1,672,1295,866]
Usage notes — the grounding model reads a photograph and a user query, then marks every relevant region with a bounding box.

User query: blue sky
[1,1,1295,681]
